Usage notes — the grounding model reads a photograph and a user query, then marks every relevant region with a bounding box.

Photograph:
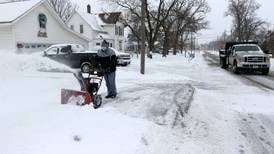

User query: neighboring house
[0,0,89,53]
[66,10,113,51]
[67,4,125,52]
[97,12,125,52]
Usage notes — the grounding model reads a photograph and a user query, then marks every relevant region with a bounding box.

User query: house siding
[13,3,89,52]
[0,26,15,51]
[67,13,93,40]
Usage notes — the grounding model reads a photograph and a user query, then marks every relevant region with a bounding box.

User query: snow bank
[0,51,73,73]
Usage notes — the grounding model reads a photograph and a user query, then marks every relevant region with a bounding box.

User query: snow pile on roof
[95,14,104,25]
[0,51,73,72]
[0,0,42,23]
[77,11,103,31]
[96,33,112,40]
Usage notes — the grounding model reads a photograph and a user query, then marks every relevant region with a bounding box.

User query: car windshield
[235,45,260,52]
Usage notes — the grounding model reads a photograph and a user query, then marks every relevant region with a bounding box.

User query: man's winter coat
[96,48,117,73]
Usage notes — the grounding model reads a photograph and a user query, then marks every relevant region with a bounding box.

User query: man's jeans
[104,72,117,96]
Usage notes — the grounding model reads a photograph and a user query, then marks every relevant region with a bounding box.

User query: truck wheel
[262,68,269,75]
[232,61,240,74]
[81,62,92,73]
[93,95,102,109]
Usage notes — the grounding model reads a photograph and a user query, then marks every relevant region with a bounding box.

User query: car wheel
[81,62,92,73]
[232,61,240,74]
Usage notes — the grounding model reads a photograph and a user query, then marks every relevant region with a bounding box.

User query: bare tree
[47,0,77,22]
[226,0,265,41]
[111,0,178,55]
[172,0,209,55]
[111,0,209,57]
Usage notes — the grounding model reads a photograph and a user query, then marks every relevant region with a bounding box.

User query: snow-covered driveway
[0,52,274,154]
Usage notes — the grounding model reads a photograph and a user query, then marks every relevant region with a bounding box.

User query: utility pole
[140,0,145,74]
[193,36,196,53]
[190,32,193,54]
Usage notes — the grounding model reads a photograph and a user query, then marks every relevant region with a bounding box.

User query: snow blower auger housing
[61,61,104,109]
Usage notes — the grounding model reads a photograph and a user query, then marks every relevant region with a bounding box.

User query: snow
[0,51,72,72]
[71,0,120,14]
[1,51,274,153]
[77,11,104,32]
[0,0,42,23]
[96,33,113,40]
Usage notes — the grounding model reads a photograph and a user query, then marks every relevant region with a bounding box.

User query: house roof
[97,12,122,25]
[77,11,104,32]
[96,33,113,40]
[0,0,90,42]
[70,0,120,14]
[0,0,43,23]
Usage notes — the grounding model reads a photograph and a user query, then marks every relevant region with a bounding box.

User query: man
[96,40,117,98]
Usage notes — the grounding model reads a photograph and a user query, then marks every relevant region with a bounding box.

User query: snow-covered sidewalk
[0,52,274,154]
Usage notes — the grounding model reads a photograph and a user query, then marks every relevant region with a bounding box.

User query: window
[70,25,74,30]
[110,43,113,47]
[96,43,101,46]
[119,41,122,50]
[60,45,72,54]
[115,25,118,35]
[46,47,59,55]
[87,5,91,13]
[118,26,124,36]
[80,24,84,34]
[235,45,260,52]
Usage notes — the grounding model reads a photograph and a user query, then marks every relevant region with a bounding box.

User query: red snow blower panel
[61,89,92,105]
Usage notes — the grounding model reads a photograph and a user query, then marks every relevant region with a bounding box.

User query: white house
[96,12,125,52]
[67,4,125,52]
[0,0,89,53]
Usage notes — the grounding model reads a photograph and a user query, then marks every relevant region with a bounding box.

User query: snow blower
[61,62,104,109]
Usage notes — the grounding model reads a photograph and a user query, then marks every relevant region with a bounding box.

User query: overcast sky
[75,0,274,43]
[1,0,272,44]
[199,0,274,43]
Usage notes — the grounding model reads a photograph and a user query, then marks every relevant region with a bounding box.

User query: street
[1,52,274,154]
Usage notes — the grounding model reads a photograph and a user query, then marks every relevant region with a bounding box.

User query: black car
[44,44,97,68]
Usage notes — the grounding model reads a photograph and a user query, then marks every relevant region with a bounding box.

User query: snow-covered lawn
[1,51,274,154]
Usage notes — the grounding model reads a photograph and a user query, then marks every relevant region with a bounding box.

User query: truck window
[46,47,59,55]
[235,45,260,52]
[60,46,71,54]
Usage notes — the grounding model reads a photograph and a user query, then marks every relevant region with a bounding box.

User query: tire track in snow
[237,113,274,154]
[102,83,195,128]
[172,84,195,128]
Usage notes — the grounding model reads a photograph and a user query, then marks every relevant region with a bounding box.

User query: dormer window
[87,4,91,14]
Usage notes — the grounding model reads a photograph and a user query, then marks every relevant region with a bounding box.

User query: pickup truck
[44,44,97,68]
[110,47,131,66]
[93,46,131,66]
[219,42,271,75]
